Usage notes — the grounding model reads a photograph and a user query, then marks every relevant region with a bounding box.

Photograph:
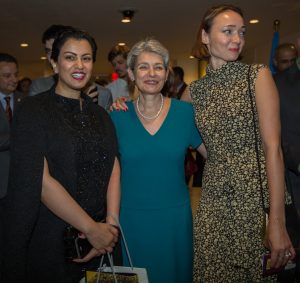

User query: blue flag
[269,30,280,75]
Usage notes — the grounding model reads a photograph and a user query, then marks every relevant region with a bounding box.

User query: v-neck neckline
[130,99,172,137]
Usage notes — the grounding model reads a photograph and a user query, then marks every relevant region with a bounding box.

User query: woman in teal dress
[111,38,207,283]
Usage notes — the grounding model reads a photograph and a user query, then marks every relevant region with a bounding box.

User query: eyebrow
[63,52,92,56]
[224,24,246,29]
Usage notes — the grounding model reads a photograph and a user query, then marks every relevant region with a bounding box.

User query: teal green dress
[111,99,202,283]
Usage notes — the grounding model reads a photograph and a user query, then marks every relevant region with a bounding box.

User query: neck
[55,84,81,99]
[136,93,164,120]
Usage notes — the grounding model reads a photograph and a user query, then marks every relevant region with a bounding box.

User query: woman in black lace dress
[2,29,120,282]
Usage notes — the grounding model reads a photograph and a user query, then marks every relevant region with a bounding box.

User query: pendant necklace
[136,94,164,120]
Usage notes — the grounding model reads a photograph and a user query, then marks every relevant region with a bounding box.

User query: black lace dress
[2,88,119,283]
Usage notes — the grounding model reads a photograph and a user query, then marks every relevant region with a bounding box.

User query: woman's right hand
[110,96,129,112]
[85,222,119,253]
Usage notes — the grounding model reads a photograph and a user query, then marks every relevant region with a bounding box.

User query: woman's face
[202,10,245,69]
[129,51,168,95]
[52,38,93,94]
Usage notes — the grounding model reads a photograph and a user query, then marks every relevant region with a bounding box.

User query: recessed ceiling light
[189,55,195,59]
[40,56,47,60]
[121,10,135,23]
[118,42,126,46]
[20,43,29,47]
[249,19,259,24]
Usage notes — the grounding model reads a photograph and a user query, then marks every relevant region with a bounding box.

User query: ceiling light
[20,43,29,47]
[118,42,126,46]
[40,56,47,60]
[249,19,259,24]
[121,10,135,23]
[189,55,195,59]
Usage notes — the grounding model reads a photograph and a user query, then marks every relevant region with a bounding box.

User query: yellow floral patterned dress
[190,61,276,282]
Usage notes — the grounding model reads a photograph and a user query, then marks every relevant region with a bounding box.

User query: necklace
[136,94,164,120]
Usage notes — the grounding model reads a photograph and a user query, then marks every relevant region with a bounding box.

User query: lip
[71,72,85,81]
[144,79,159,85]
[228,48,239,53]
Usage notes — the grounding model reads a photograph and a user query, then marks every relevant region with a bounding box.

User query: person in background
[273,43,298,73]
[30,24,112,111]
[29,24,74,96]
[0,53,25,276]
[111,38,206,283]
[17,77,31,96]
[106,44,136,101]
[274,36,300,283]
[171,66,187,99]
[181,4,295,282]
[2,29,120,283]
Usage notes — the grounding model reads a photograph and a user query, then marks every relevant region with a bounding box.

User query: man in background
[172,66,187,100]
[274,43,298,73]
[0,53,24,273]
[106,44,136,101]
[274,37,300,282]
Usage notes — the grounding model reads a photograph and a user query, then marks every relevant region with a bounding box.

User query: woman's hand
[110,96,129,112]
[266,219,295,268]
[85,83,98,103]
[73,247,105,263]
[85,222,119,253]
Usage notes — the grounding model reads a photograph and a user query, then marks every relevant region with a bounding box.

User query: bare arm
[106,157,121,226]
[197,143,207,160]
[180,86,192,103]
[255,67,295,267]
[41,158,118,253]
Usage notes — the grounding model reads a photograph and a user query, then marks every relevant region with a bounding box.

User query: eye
[82,56,92,62]
[154,65,164,71]
[223,29,232,35]
[239,30,246,37]
[65,55,76,61]
[137,64,149,70]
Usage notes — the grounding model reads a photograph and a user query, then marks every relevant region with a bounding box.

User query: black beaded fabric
[3,88,118,283]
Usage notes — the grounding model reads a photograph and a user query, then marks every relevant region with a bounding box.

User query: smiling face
[202,10,246,69]
[129,51,168,95]
[52,38,93,97]
[0,62,18,95]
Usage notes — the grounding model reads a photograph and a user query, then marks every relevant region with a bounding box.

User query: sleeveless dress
[190,62,276,282]
[3,89,119,283]
[111,99,202,283]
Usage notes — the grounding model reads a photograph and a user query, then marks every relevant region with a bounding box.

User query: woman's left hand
[73,247,106,263]
[267,219,296,268]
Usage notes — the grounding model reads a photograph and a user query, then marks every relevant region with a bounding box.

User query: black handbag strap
[247,65,267,212]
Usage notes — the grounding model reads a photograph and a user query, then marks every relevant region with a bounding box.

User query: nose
[232,33,241,44]
[149,67,155,76]
[76,58,83,69]
[12,74,18,84]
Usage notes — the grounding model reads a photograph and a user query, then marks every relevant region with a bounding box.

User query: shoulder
[29,76,55,96]
[170,99,194,117]
[110,101,133,120]
[106,79,125,88]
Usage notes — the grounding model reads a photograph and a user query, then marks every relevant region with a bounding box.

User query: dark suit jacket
[274,63,300,174]
[0,92,24,198]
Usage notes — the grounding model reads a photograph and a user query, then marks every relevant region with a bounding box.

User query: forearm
[41,159,95,234]
[264,144,286,223]
[106,158,121,225]
[197,143,207,159]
